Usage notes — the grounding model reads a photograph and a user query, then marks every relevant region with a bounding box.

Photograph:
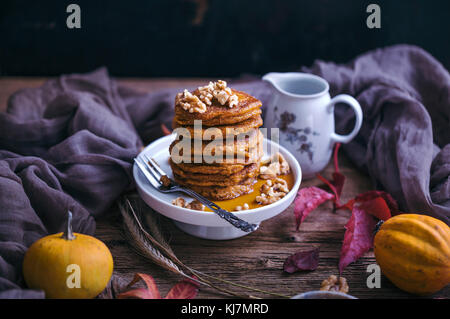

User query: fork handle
[177,187,258,233]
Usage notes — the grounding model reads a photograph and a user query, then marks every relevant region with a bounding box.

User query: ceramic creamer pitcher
[263,72,363,179]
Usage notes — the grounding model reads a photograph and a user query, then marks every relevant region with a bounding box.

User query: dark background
[0,0,449,77]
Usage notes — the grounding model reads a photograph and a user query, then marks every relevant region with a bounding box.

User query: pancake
[174,89,262,126]
[171,162,259,186]
[173,179,256,201]
[170,129,260,156]
[170,161,247,175]
[169,131,263,165]
[172,115,263,140]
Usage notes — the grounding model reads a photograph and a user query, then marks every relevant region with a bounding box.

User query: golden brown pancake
[172,115,263,140]
[170,161,259,186]
[170,161,247,175]
[169,129,263,165]
[170,129,260,155]
[173,179,256,201]
[174,89,262,126]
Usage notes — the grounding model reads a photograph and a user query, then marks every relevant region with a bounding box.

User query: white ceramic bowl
[133,134,302,240]
[291,291,357,299]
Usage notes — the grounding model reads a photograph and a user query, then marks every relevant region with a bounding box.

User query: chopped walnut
[235,203,250,211]
[320,275,349,294]
[228,94,238,108]
[259,163,278,179]
[160,175,172,187]
[172,197,205,211]
[186,199,205,211]
[198,83,214,106]
[277,153,290,175]
[176,89,207,113]
[172,197,186,208]
[259,152,290,179]
[256,178,289,205]
[195,80,239,109]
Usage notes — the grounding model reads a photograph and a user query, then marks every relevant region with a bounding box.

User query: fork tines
[134,156,165,188]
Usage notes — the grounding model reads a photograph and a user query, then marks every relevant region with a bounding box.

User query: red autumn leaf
[332,172,345,200]
[117,273,199,300]
[294,187,334,230]
[164,277,199,299]
[333,143,342,174]
[332,143,346,199]
[315,143,345,206]
[117,273,161,299]
[339,205,378,273]
[316,173,340,205]
[354,191,399,215]
[339,190,399,214]
[283,247,320,273]
[356,197,391,221]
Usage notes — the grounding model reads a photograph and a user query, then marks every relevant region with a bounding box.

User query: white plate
[134,134,302,240]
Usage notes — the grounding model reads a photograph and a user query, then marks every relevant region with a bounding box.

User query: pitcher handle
[328,94,363,143]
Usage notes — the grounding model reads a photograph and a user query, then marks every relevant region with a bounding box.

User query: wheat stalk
[119,198,184,275]
[119,196,256,298]
[118,195,291,299]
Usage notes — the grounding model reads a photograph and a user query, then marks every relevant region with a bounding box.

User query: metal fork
[134,154,258,232]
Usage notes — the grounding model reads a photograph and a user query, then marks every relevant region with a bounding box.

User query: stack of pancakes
[170,85,263,200]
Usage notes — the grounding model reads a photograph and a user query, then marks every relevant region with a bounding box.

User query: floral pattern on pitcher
[274,106,319,162]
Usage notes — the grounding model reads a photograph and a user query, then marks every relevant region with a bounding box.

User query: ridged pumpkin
[374,214,450,295]
[23,212,113,299]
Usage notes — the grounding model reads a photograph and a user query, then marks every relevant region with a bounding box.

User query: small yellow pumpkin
[374,214,450,295]
[23,211,113,299]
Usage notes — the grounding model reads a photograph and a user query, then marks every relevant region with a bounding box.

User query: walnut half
[320,275,349,294]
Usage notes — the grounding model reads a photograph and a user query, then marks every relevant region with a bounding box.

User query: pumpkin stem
[62,211,76,240]
[374,220,384,235]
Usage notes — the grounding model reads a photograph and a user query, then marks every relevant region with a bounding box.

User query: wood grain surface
[0,77,448,299]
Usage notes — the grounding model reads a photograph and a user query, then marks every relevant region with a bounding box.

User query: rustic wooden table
[1,77,448,299]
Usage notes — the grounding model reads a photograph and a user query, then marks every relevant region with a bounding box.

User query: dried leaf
[332,143,346,201]
[294,187,334,230]
[165,277,199,299]
[333,143,342,174]
[339,190,399,215]
[315,143,345,206]
[354,191,399,215]
[117,273,161,299]
[316,173,340,204]
[357,197,391,221]
[339,205,378,273]
[332,172,345,201]
[283,247,320,273]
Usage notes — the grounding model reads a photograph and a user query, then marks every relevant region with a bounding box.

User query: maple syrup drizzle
[207,172,295,212]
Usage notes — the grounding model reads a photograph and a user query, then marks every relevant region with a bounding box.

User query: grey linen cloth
[0,44,448,298]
